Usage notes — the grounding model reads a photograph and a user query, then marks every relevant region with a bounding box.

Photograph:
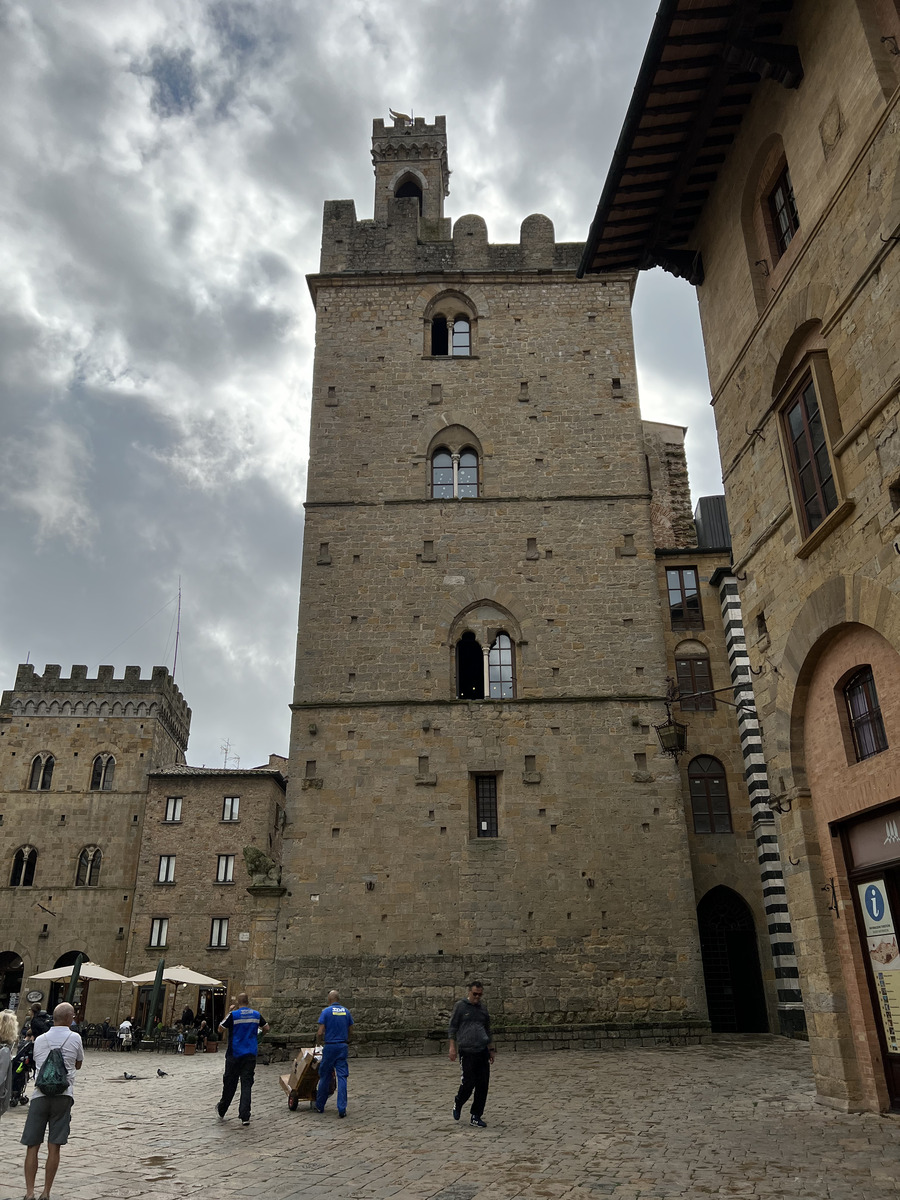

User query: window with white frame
[150,917,168,947]
[222,796,240,822]
[157,855,175,883]
[216,854,235,883]
[209,917,229,948]
[164,797,183,822]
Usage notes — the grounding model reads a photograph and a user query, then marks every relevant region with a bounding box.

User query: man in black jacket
[27,1004,51,1038]
[447,980,495,1128]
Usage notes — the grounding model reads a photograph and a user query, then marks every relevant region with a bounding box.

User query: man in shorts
[21,1001,84,1200]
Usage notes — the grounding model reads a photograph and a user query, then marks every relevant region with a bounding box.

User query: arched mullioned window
[10,846,37,887]
[426,293,476,357]
[688,756,733,834]
[28,754,54,791]
[455,630,516,700]
[75,846,102,887]
[431,447,479,499]
[90,754,116,791]
[844,666,888,761]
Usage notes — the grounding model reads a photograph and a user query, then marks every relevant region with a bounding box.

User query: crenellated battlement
[1,664,192,751]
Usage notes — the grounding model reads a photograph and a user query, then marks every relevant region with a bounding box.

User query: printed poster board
[858,879,900,1055]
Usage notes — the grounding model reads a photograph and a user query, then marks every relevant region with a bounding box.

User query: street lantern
[654,707,688,759]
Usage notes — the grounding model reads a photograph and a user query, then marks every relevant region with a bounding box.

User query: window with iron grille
[222,795,240,822]
[688,756,733,834]
[844,667,888,761]
[210,917,229,948]
[216,854,235,883]
[666,567,703,630]
[768,165,799,259]
[475,775,499,838]
[164,796,183,822]
[676,656,715,711]
[784,376,838,537]
[150,917,168,947]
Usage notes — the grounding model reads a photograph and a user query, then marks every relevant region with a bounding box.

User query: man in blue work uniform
[216,992,269,1127]
[315,990,354,1117]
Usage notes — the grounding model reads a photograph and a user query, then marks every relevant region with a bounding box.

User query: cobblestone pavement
[1,1036,899,1199]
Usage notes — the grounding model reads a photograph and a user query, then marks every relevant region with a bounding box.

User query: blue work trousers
[316,1042,349,1113]
[218,1052,257,1122]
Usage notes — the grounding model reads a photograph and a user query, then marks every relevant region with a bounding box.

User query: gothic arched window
[431,447,479,499]
[456,631,484,699]
[90,754,116,791]
[688,756,733,834]
[488,633,515,699]
[28,754,54,791]
[394,177,423,213]
[426,293,476,357]
[10,846,37,887]
[75,847,102,887]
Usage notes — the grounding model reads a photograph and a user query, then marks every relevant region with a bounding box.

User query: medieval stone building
[582,0,900,1110]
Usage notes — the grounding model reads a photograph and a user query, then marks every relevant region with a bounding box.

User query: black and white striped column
[718,574,806,1037]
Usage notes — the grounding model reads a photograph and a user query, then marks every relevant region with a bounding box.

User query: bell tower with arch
[278,116,719,1040]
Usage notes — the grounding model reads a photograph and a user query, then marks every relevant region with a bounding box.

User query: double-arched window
[75,846,102,887]
[28,754,54,791]
[456,631,515,700]
[426,292,476,357]
[90,754,116,791]
[431,447,479,499]
[10,846,37,887]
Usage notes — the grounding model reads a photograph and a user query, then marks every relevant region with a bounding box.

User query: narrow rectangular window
[845,667,888,761]
[157,855,175,883]
[164,797,182,822]
[666,567,703,630]
[784,376,838,536]
[676,657,715,711]
[768,165,799,258]
[210,917,229,948]
[150,917,168,947]
[216,854,235,883]
[475,775,499,838]
[222,796,240,822]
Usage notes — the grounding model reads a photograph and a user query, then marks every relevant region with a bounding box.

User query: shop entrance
[841,803,900,1110]
[697,886,769,1033]
[0,951,24,1012]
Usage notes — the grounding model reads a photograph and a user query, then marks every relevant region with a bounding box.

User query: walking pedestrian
[20,1001,84,1200]
[448,980,495,1128]
[315,990,353,1118]
[215,992,269,1127]
[26,1003,51,1039]
[0,1009,18,1118]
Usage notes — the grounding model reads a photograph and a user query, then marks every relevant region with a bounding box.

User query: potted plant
[184,1030,198,1057]
[205,1029,220,1052]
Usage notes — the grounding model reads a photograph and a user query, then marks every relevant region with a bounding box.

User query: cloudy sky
[0,0,720,769]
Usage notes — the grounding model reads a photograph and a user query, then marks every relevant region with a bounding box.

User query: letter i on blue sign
[866,885,885,922]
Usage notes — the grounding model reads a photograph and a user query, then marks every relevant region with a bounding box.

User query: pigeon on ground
[123,1072,137,1080]
[157,1068,168,1077]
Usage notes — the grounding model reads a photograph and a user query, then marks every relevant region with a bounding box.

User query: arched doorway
[0,951,24,1011]
[697,887,769,1032]
[49,949,91,1018]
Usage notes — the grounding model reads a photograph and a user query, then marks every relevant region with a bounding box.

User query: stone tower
[276,116,708,1037]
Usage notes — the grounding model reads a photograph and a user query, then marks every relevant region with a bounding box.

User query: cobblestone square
[1,1036,898,1199]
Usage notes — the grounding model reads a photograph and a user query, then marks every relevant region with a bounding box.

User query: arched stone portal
[697,887,769,1032]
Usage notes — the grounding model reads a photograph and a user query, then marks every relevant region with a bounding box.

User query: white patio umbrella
[30,963,130,983]
[127,966,223,986]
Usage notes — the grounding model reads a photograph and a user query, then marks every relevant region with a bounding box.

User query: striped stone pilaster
[718,575,807,1037]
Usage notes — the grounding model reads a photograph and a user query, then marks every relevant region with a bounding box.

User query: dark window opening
[76,847,101,887]
[676,656,715,711]
[431,315,449,356]
[688,756,733,834]
[785,376,837,536]
[394,179,423,213]
[90,754,115,791]
[666,567,703,630]
[845,666,888,761]
[768,165,799,259]
[10,847,37,887]
[457,631,484,699]
[29,754,54,791]
[475,775,498,838]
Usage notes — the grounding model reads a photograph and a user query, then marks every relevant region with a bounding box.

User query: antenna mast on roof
[172,577,182,678]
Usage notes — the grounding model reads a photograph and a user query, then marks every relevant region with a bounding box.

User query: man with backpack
[20,1001,84,1200]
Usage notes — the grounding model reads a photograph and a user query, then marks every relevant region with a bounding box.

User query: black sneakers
[470,1115,487,1128]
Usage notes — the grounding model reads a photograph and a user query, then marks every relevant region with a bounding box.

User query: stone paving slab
[0,1036,898,1199]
